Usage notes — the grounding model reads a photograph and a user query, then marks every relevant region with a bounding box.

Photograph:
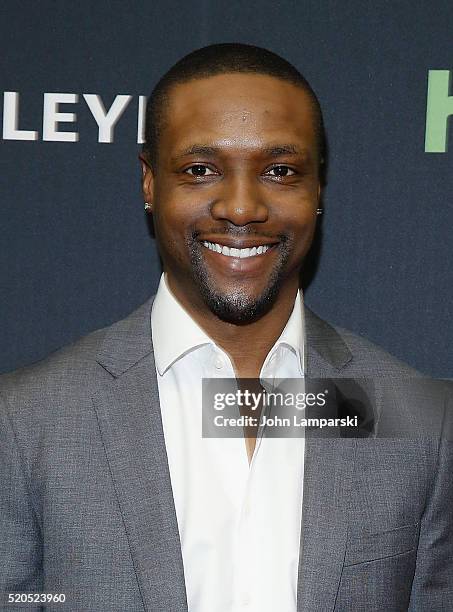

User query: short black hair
[142,42,325,168]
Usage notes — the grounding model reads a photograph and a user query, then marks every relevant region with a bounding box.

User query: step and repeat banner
[1,0,452,376]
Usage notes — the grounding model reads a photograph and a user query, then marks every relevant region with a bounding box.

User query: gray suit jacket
[1,297,452,611]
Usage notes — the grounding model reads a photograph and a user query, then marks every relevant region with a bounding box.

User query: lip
[197,236,279,249]
[198,239,279,276]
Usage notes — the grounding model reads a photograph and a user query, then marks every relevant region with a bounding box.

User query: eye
[185,164,217,177]
[265,165,296,178]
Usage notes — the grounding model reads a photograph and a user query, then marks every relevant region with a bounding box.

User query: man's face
[142,73,321,324]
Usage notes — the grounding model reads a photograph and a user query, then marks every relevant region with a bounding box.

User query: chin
[197,281,281,325]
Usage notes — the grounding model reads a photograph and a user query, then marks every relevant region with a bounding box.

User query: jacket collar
[304,306,353,373]
[95,297,154,378]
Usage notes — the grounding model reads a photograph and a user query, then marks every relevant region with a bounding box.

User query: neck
[167,276,299,377]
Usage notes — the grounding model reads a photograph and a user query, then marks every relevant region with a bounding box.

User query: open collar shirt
[151,273,306,612]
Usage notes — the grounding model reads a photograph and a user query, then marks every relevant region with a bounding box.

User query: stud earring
[144,202,152,212]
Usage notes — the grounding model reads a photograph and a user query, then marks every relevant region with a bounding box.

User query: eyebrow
[172,143,308,160]
[172,145,219,160]
[262,144,305,157]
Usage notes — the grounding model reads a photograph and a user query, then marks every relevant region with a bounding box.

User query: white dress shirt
[151,274,306,612]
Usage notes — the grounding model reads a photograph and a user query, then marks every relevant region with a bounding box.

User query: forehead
[161,73,317,154]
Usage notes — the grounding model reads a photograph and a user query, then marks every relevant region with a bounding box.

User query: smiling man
[1,44,452,612]
[141,70,320,334]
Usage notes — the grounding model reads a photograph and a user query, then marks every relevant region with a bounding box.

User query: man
[1,43,452,612]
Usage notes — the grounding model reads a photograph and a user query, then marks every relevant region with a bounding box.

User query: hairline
[143,70,324,168]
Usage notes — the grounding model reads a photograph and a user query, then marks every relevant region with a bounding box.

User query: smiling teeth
[202,241,271,258]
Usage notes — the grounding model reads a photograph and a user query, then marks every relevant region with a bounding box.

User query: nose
[210,174,269,226]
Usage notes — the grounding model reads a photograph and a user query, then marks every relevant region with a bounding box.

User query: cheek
[299,220,317,253]
[290,224,317,262]
[152,200,208,261]
[275,204,317,259]
[274,198,317,233]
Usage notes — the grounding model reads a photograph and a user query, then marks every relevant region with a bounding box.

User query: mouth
[201,240,275,259]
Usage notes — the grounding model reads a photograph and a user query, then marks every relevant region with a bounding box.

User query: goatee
[187,234,291,325]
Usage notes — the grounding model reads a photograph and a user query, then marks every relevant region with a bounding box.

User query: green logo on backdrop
[425,70,453,153]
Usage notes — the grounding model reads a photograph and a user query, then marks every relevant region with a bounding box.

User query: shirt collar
[151,273,305,376]
[264,289,305,376]
[151,274,213,375]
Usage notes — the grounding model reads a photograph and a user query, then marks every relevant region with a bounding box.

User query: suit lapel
[297,306,356,611]
[92,299,188,612]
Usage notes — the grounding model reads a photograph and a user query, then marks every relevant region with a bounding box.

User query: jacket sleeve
[409,394,453,611]
[0,393,44,608]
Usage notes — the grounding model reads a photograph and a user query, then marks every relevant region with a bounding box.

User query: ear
[139,153,155,211]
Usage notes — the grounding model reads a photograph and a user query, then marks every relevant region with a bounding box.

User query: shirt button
[214,356,224,370]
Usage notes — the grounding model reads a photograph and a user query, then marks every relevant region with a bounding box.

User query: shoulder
[336,325,422,377]
[304,306,423,378]
[305,309,453,440]
[0,297,155,417]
